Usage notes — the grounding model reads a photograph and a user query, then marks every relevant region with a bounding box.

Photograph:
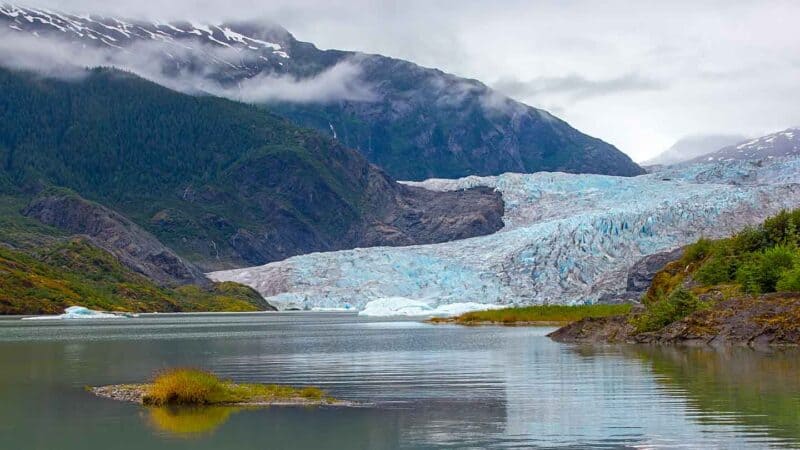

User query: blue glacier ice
[208,157,800,313]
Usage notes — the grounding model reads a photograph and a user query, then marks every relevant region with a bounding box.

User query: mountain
[642,134,748,166]
[687,127,800,164]
[0,66,503,272]
[0,4,644,180]
[209,157,800,311]
[0,238,274,315]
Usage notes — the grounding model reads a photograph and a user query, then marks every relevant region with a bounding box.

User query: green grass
[441,304,632,325]
[142,369,331,406]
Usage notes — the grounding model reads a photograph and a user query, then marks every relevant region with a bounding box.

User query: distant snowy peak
[0,4,292,58]
[690,127,800,163]
[642,134,748,166]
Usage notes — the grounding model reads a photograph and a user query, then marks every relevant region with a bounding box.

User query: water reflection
[146,406,239,438]
[1,314,800,449]
[630,345,800,444]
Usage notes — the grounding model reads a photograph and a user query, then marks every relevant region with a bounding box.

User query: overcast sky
[20,0,800,161]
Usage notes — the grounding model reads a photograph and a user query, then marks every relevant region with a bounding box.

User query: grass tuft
[141,368,334,406]
[444,304,632,325]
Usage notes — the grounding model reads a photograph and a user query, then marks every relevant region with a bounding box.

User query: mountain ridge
[0,65,504,271]
[0,3,644,180]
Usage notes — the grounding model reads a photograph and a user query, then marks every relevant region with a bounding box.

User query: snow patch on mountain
[209,157,800,312]
[688,127,800,164]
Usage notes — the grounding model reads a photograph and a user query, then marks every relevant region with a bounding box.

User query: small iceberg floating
[22,306,131,320]
[358,297,504,317]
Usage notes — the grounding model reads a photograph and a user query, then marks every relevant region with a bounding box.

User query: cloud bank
[0,29,374,104]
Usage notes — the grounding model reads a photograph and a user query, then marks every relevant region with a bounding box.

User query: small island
[91,369,356,407]
[430,304,631,326]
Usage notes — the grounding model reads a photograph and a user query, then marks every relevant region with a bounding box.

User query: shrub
[763,209,800,246]
[776,268,800,293]
[634,288,708,333]
[732,226,768,254]
[694,255,736,285]
[736,245,797,294]
[683,238,715,263]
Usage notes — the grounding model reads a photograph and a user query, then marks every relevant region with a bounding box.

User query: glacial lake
[0,313,798,449]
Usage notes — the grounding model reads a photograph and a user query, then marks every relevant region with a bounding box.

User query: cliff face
[23,193,210,287]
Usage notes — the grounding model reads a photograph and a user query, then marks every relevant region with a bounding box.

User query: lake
[0,313,798,449]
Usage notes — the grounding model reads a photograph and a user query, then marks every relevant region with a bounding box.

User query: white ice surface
[209,157,800,313]
[358,297,504,317]
[22,306,123,320]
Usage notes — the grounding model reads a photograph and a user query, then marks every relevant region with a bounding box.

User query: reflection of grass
[634,346,800,443]
[147,406,236,437]
[436,304,631,325]
[143,368,331,406]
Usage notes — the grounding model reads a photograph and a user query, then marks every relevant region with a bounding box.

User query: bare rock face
[596,247,685,304]
[549,294,800,348]
[23,193,210,287]
[357,185,504,247]
[627,248,685,293]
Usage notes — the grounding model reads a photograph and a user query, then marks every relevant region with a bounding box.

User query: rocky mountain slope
[0,66,503,271]
[210,157,800,311]
[23,191,210,287]
[0,4,644,180]
[687,128,800,164]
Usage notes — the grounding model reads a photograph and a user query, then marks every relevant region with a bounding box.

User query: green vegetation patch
[441,304,632,325]
[0,238,268,315]
[636,209,800,333]
[140,369,333,406]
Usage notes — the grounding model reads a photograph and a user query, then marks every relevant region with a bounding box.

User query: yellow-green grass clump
[438,304,632,325]
[142,369,330,406]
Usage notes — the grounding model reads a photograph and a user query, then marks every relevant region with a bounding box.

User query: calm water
[0,313,798,449]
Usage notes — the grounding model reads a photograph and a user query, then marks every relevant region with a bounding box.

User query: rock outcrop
[597,248,685,303]
[549,294,800,348]
[23,193,210,287]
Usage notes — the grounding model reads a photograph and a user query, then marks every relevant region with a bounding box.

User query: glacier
[209,157,800,312]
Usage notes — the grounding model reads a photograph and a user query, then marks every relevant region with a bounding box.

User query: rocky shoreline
[548,293,800,348]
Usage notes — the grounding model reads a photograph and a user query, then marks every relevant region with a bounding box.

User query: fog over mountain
[0,4,644,180]
[642,134,749,166]
[9,0,800,161]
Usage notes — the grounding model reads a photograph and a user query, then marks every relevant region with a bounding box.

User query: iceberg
[22,306,124,320]
[209,157,800,312]
[359,297,504,317]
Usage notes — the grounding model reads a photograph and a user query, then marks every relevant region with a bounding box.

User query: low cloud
[0,30,375,104]
[493,73,665,103]
[221,60,375,103]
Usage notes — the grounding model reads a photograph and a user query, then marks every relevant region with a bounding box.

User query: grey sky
[18,0,800,161]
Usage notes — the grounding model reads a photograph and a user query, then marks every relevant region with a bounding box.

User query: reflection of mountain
[632,346,800,445]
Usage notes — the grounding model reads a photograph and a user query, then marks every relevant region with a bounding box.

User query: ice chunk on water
[358,297,503,317]
[22,306,123,320]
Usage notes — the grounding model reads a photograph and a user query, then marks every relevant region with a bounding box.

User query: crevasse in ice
[209,157,800,312]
